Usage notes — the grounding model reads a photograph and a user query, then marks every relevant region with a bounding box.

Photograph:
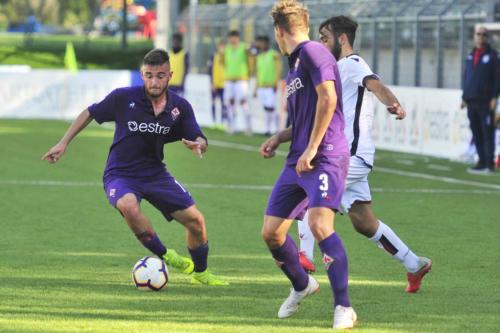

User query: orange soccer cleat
[298,251,316,273]
[406,257,432,293]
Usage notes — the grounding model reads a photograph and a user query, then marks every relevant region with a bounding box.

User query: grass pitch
[0,119,499,333]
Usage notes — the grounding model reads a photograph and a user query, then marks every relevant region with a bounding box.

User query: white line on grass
[1,179,499,194]
[375,167,500,190]
[208,140,500,190]
[427,164,452,171]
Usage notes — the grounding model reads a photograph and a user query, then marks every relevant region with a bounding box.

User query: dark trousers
[211,88,227,123]
[467,100,495,168]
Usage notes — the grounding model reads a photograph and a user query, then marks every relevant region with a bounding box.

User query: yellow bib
[212,52,225,89]
[170,49,186,86]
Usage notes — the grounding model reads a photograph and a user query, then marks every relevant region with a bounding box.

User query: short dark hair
[320,15,358,46]
[142,48,170,66]
[256,35,270,44]
[228,30,240,37]
[172,33,183,42]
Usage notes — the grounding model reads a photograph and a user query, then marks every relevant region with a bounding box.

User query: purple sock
[136,232,167,258]
[270,234,309,291]
[188,243,209,272]
[318,232,351,307]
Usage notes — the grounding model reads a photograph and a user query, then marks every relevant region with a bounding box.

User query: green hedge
[0,34,154,69]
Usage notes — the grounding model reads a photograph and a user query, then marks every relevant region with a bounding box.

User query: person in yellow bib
[207,40,228,129]
[255,36,282,136]
[223,30,252,134]
[169,33,189,97]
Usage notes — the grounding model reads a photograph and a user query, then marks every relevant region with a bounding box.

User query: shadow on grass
[0,274,471,332]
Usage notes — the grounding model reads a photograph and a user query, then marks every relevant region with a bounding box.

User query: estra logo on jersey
[285,77,304,98]
[127,121,171,134]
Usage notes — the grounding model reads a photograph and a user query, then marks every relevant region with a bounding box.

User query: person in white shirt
[297,15,432,293]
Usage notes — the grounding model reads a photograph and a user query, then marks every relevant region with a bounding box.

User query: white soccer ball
[132,256,168,291]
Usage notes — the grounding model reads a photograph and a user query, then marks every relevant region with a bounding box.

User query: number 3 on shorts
[319,173,329,191]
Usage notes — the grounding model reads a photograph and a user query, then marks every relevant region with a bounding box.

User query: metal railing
[177,0,498,89]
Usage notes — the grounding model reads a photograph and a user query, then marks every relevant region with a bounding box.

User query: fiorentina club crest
[171,107,180,120]
[322,254,335,270]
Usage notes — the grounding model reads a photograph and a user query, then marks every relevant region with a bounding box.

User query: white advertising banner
[0,70,130,119]
[372,86,471,160]
[0,71,471,160]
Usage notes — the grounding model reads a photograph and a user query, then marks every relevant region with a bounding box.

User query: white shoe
[277,275,319,318]
[333,305,357,330]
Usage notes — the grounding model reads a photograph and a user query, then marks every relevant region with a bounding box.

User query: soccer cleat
[467,164,493,175]
[406,257,432,293]
[163,249,194,274]
[278,275,319,318]
[333,305,357,330]
[190,270,229,286]
[298,251,316,273]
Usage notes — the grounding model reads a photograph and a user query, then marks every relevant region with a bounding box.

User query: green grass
[0,119,499,333]
[0,33,153,69]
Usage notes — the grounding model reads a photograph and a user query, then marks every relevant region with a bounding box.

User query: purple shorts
[103,172,195,221]
[265,155,349,219]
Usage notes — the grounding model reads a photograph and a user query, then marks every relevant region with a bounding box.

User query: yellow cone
[64,42,78,72]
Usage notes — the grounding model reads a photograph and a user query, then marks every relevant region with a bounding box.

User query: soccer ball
[132,256,168,291]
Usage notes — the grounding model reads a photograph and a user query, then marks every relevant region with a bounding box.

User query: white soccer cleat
[277,275,319,318]
[333,305,357,330]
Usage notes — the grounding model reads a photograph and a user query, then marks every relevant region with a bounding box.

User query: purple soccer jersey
[89,87,203,217]
[88,86,206,179]
[266,41,350,218]
[285,41,349,165]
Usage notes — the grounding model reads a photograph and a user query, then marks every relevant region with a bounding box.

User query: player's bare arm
[296,80,337,176]
[260,126,292,158]
[365,79,406,120]
[41,109,93,163]
[182,137,208,159]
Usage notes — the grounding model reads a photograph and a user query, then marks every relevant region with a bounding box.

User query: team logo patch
[171,107,180,120]
[482,54,490,64]
[322,254,335,270]
[129,102,135,109]
[321,192,331,200]
[109,188,116,198]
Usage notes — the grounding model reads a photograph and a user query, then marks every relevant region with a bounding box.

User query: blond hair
[270,0,309,34]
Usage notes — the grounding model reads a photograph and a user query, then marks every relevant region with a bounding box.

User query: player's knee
[116,194,140,219]
[261,227,281,248]
[307,219,324,238]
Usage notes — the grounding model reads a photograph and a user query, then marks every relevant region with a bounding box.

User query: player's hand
[296,147,316,176]
[490,98,497,111]
[387,102,406,120]
[182,138,205,159]
[42,142,67,164]
[260,135,280,159]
